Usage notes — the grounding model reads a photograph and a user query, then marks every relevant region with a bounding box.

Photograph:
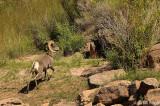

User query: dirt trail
[0,80,51,106]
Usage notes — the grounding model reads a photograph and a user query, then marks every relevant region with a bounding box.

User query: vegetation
[0,0,79,59]
[0,53,105,105]
[117,69,160,81]
[0,0,160,105]
[0,0,159,70]
[91,0,160,69]
[54,23,84,55]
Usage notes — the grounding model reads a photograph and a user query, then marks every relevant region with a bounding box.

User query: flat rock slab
[70,63,112,77]
[104,80,131,88]
[145,88,160,106]
[53,100,76,106]
[0,98,28,106]
[89,69,126,86]
[70,67,89,76]
[81,64,112,77]
[15,54,43,62]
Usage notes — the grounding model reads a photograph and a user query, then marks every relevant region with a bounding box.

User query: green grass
[54,52,105,70]
[0,60,31,82]
[117,69,160,81]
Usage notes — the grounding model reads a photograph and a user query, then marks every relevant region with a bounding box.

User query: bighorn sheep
[27,40,59,93]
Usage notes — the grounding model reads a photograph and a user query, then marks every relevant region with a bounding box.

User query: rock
[136,100,149,106]
[111,104,123,106]
[41,103,49,106]
[128,80,141,104]
[138,78,159,96]
[129,80,141,95]
[70,67,88,76]
[127,95,137,106]
[96,103,105,106]
[71,63,112,77]
[84,102,92,106]
[104,80,131,88]
[89,69,126,86]
[148,96,160,106]
[0,98,28,106]
[94,85,129,105]
[16,54,42,62]
[79,88,100,105]
[145,88,160,106]
[81,63,112,77]
[142,43,160,70]
[53,100,75,106]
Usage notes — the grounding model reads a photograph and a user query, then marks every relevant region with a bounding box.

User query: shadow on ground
[18,79,44,94]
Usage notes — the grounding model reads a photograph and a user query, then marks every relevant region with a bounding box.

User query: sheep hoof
[36,87,39,90]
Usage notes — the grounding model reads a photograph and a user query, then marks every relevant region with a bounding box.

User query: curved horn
[47,40,55,53]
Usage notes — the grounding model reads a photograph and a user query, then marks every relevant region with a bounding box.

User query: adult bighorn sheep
[26,40,59,93]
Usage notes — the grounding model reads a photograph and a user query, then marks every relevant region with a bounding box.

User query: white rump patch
[33,61,39,71]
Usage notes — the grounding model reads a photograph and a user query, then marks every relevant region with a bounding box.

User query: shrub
[91,0,160,69]
[53,23,84,55]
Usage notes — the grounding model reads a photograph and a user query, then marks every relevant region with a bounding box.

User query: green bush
[54,23,84,54]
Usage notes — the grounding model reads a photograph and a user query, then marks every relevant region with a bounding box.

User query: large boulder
[0,98,28,106]
[145,88,160,106]
[142,43,160,70]
[89,69,126,86]
[79,88,100,105]
[138,78,159,96]
[94,85,129,105]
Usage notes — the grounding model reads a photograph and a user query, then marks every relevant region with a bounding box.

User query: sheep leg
[35,79,38,89]
[26,81,30,93]
[44,70,50,81]
[34,74,40,89]
[47,66,55,80]
[50,66,55,72]
[44,70,47,80]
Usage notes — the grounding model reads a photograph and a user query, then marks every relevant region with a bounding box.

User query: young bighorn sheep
[27,40,59,93]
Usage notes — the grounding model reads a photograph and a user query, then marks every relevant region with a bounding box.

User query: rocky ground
[1,53,160,106]
[77,68,160,106]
